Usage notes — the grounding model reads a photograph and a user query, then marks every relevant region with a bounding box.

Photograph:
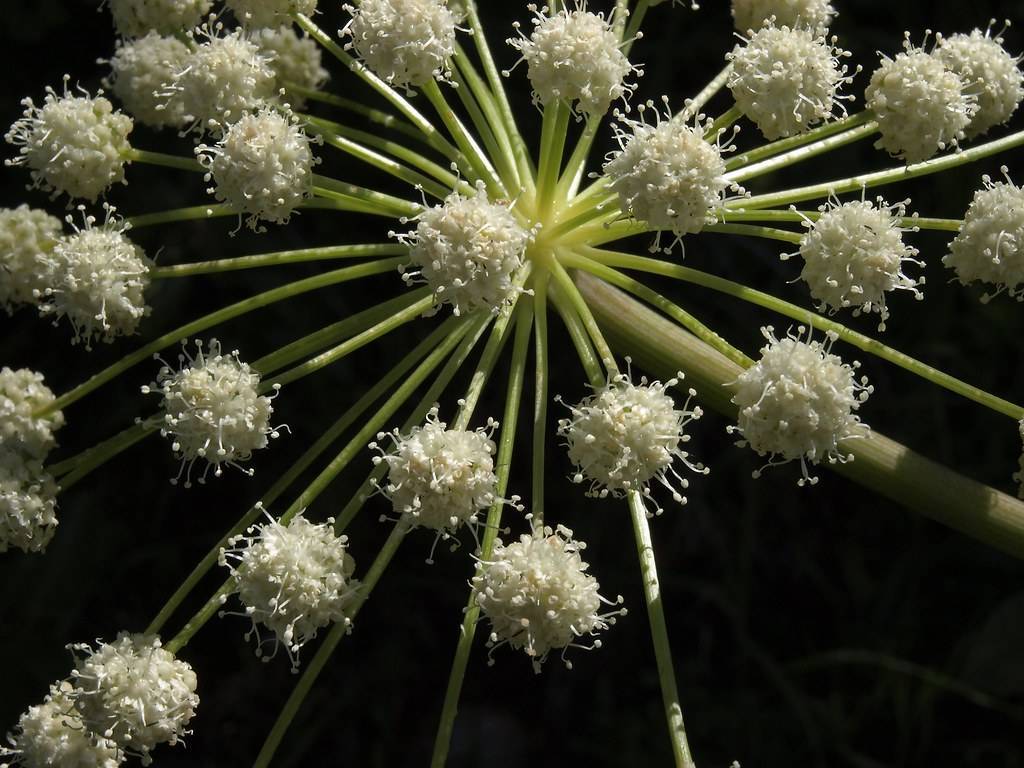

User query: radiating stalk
[150,243,406,279]
[724,111,874,171]
[55,421,156,490]
[127,204,236,229]
[719,209,963,233]
[126,148,202,172]
[550,256,619,376]
[531,273,550,533]
[536,100,571,213]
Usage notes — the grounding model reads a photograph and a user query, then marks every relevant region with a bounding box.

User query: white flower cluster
[108,0,211,38]
[786,197,924,330]
[558,368,707,515]
[198,107,317,230]
[220,510,359,668]
[343,0,459,89]
[508,4,637,116]
[731,0,836,36]
[728,24,854,140]
[145,339,280,486]
[730,326,872,485]
[399,184,532,316]
[943,170,1024,301]
[0,206,61,313]
[473,524,624,672]
[226,0,319,29]
[256,26,330,108]
[4,78,133,202]
[107,32,192,129]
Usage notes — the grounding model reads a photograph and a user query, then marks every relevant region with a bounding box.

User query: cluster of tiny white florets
[172,25,276,132]
[220,509,358,669]
[604,100,738,248]
[0,206,61,313]
[729,326,872,485]
[372,406,501,541]
[144,339,280,486]
[398,185,533,316]
[107,32,192,129]
[785,197,924,330]
[557,367,707,516]
[473,524,624,672]
[935,26,1024,139]
[4,77,133,202]
[36,206,150,347]
[108,0,211,38]
[225,0,318,28]
[343,0,459,90]
[727,25,854,140]
[0,682,122,768]
[508,4,638,116]
[198,107,317,230]
[0,367,64,461]
[865,37,977,164]
[256,26,330,108]
[731,0,836,36]
[0,454,59,555]
[943,170,1024,302]
[67,633,198,766]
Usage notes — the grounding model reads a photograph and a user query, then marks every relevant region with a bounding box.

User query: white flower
[0,681,122,768]
[107,0,211,38]
[5,78,133,202]
[508,3,637,116]
[198,107,317,230]
[68,633,198,766]
[225,0,319,28]
[727,24,854,140]
[145,339,280,487]
[0,454,59,555]
[935,26,1024,139]
[943,171,1024,302]
[865,39,976,164]
[785,197,924,330]
[37,207,150,348]
[0,206,62,313]
[557,367,707,515]
[343,0,459,89]
[731,0,836,36]
[473,524,624,672]
[220,510,359,668]
[107,32,192,130]
[0,367,64,461]
[729,326,872,485]
[604,101,737,248]
[398,184,532,316]
[256,26,330,108]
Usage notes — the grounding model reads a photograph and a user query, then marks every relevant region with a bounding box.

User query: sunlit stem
[554,118,600,202]
[150,243,406,279]
[312,174,422,217]
[430,301,532,768]
[719,209,963,233]
[550,282,605,390]
[705,104,744,140]
[536,100,571,213]
[725,110,874,171]
[127,204,235,229]
[703,222,803,244]
[550,256,619,377]
[531,273,550,534]
[126,148,201,172]
[628,491,697,768]
[449,63,517,193]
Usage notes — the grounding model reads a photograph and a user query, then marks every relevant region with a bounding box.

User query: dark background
[3,1,1024,766]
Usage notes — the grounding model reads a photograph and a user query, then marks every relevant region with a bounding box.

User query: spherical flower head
[108,0,211,38]
[730,326,872,485]
[557,367,707,515]
[943,171,1024,302]
[146,339,279,487]
[256,26,330,108]
[604,102,736,246]
[226,0,318,28]
[865,40,976,164]
[37,207,150,348]
[508,4,637,116]
[1,682,122,768]
[787,197,924,330]
[343,0,458,89]
[198,107,316,230]
[174,26,276,133]
[935,27,1024,139]
[399,185,532,316]
[5,78,133,202]
[727,25,853,140]
[373,406,499,536]
[473,524,624,672]
[220,510,359,667]
[0,367,64,461]
[0,454,59,555]
[68,633,198,766]
[731,0,836,36]
[0,206,62,313]
[107,32,192,129]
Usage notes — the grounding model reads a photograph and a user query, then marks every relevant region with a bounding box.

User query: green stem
[628,491,697,768]
[531,273,549,534]
[312,174,421,217]
[725,111,874,171]
[550,282,605,390]
[704,222,803,244]
[705,104,744,140]
[679,63,732,122]
[554,118,600,202]
[550,256,618,376]
[449,63,516,193]
[126,148,202,173]
[623,0,651,50]
[536,100,571,213]
[127,204,235,229]
[719,209,963,232]
[54,421,156,490]
[150,244,406,279]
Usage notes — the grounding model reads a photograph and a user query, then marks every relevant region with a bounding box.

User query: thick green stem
[531,274,550,533]
[536,101,571,213]
[312,174,421,217]
[724,111,874,171]
[126,148,201,173]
